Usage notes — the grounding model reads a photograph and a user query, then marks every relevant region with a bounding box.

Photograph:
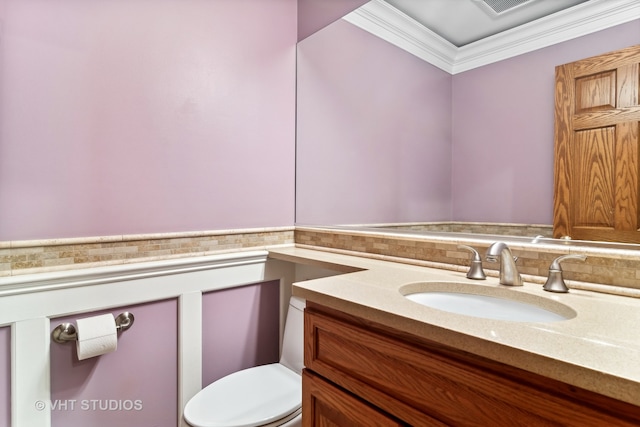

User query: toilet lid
[184,363,301,427]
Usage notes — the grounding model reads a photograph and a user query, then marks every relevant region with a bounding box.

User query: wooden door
[554,44,640,243]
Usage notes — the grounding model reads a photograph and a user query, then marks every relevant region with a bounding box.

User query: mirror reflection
[295,0,640,248]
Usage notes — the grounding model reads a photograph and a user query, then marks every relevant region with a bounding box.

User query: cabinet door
[554,44,640,243]
[305,305,640,427]
[302,370,406,427]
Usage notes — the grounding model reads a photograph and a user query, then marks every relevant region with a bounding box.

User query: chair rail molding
[0,251,269,299]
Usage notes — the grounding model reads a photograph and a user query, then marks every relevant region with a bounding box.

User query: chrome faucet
[485,242,523,286]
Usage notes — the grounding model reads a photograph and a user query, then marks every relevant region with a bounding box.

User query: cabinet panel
[302,370,406,427]
[305,305,640,426]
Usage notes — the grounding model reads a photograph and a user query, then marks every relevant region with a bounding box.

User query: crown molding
[343,0,458,73]
[343,0,640,74]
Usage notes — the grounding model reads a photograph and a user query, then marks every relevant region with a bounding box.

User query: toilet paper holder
[51,312,135,344]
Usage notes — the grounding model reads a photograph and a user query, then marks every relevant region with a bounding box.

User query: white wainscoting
[0,250,298,427]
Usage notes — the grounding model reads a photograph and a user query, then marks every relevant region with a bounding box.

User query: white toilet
[183,296,305,427]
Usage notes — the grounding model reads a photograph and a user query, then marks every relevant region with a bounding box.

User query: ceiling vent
[476,0,534,15]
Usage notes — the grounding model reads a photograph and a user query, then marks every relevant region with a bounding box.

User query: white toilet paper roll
[75,313,118,360]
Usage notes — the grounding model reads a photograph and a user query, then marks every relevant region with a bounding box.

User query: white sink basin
[402,282,576,323]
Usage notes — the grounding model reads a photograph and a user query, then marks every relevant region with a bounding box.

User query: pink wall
[202,280,280,385]
[50,299,178,427]
[451,20,640,224]
[297,0,368,41]
[0,0,296,241]
[0,327,9,427]
[296,19,453,225]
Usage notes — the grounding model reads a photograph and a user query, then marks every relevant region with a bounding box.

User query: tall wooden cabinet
[302,302,640,426]
[554,44,640,243]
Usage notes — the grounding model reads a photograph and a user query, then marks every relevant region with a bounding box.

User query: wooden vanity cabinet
[302,302,640,427]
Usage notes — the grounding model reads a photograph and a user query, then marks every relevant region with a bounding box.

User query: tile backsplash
[295,225,640,296]
[368,222,554,237]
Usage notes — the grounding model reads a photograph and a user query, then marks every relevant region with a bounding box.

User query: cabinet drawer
[302,370,407,427]
[305,307,640,426]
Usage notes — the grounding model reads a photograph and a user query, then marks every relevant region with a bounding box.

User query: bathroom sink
[401,282,576,322]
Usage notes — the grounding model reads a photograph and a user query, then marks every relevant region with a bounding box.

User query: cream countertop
[269,246,640,407]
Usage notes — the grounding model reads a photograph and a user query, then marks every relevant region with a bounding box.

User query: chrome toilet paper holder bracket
[51,312,135,344]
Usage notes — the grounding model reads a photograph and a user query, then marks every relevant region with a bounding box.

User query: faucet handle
[543,254,587,293]
[457,245,486,280]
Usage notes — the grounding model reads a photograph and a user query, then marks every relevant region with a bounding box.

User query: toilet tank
[279,296,305,374]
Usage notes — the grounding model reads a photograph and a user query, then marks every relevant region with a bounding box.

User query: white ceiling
[343,0,640,73]
[383,0,590,47]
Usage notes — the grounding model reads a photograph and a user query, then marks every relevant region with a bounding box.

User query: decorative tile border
[371,222,553,237]
[0,227,294,277]
[295,226,640,294]
[5,223,639,297]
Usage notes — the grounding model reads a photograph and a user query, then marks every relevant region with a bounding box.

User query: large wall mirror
[295,0,640,247]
